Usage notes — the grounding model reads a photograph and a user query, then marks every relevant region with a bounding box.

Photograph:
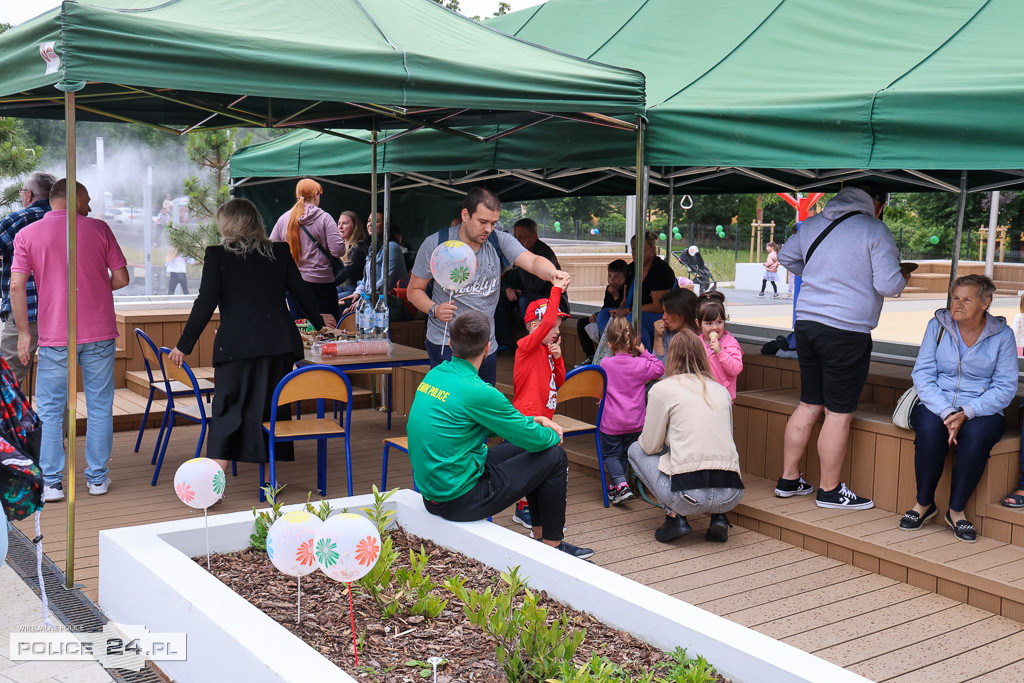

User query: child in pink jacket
[696,292,743,400]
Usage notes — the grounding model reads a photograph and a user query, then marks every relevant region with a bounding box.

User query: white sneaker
[42,484,64,502]
[87,478,111,496]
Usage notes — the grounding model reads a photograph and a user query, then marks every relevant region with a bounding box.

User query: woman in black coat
[169,199,333,468]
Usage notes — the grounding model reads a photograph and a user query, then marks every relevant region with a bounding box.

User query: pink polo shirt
[12,210,127,347]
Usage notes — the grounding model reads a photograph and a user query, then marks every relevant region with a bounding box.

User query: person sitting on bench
[406,310,594,560]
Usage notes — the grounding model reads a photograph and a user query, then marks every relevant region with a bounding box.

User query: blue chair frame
[380,437,417,492]
[261,365,354,501]
[133,328,213,456]
[151,348,210,486]
[553,364,611,507]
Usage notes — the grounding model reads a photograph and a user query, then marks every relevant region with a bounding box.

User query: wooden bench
[734,386,1022,542]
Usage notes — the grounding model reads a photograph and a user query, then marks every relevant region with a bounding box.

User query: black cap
[854,182,888,205]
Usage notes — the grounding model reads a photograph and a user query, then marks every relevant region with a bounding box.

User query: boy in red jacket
[510,272,571,527]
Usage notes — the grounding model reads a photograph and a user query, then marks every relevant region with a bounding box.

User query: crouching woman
[628,330,744,543]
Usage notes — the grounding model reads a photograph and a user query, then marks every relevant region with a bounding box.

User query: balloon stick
[440,290,455,350]
[203,507,211,570]
[297,576,302,625]
[348,582,359,666]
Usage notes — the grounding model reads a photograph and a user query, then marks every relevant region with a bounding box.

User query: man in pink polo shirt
[11,179,129,501]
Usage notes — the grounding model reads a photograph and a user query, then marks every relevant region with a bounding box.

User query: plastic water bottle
[373,295,389,340]
[356,294,373,340]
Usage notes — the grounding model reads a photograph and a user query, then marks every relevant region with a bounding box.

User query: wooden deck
[14,408,1024,681]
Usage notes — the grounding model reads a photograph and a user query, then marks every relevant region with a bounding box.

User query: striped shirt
[0,200,49,322]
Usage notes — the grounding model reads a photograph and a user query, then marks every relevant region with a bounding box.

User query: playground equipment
[749,221,776,264]
[977,225,1009,261]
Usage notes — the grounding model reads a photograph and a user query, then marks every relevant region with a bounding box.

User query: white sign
[39,42,60,75]
[11,622,186,672]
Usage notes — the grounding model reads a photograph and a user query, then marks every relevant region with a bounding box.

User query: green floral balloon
[315,537,339,567]
[212,469,225,495]
[450,265,471,284]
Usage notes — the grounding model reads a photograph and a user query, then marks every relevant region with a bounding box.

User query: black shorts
[794,320,872,414]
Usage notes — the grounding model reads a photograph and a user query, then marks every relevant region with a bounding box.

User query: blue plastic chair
[261,365,354,501]
[151,348,211,486]
[552,365,611,507]
[133,328,213,456]
[380,437,417,491]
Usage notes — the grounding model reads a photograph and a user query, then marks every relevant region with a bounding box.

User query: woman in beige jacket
[628,330,744,543]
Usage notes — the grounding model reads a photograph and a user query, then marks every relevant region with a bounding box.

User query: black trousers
[167,272,189,295]
[424,442,568,541]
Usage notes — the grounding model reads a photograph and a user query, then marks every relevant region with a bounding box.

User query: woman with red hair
[270,179,345,320]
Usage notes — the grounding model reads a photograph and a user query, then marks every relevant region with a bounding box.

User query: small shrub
[249,483,286,550]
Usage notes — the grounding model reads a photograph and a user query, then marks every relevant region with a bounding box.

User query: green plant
[362,485,398,534]
[447,567,585,682]
[405,657,447,678]
[249,483,286,550]
[387,546,448,619]
[661,648,717,683]
[304,492,333,521]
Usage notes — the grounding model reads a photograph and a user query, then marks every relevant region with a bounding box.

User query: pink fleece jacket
[599,349,665,434]
[702,330,744,400]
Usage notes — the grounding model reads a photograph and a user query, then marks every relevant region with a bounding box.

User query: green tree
[0,118,41,212]
[166,128,252,262]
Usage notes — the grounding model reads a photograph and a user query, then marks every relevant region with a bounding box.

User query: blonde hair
[218,199,274,260]
[338,210,366,266]
[605,316,639,356]
[664,329,714,405]
[286,178,322,263]
[1019,291,1024,314]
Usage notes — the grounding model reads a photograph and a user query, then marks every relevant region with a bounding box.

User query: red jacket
[512,286,566,419]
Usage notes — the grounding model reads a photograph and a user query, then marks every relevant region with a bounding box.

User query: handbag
[298,222,344,282]
[892,326,945,430]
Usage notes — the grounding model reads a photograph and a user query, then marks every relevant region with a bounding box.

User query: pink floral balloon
[173,458,225,509]
[267,511,323,578]
[314,513,382,582]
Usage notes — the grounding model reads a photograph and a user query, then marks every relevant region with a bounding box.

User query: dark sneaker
[654,515,691,543]
[816,483,874,510]
[706,513,731,543]
[556,541,595,560]
[899,502,938,531]
[775,476,814,498]
[610,483,634,505]
[945,511,977,543]
[512,501,532,528]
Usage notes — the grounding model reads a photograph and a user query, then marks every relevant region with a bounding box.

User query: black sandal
[899,502,937,531]
[945,510,977,543]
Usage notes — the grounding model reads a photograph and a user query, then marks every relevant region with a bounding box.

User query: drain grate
[6,524,168,683]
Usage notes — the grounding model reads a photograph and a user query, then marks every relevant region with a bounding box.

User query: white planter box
[735,262,790,291]
[99,490,868,683]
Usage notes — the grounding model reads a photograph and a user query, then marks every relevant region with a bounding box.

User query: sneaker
[42,483,64,502]
[610,482,634,505]
[556,541,595,560]
[757,292,765,298]
[775,476,814,498]
[773,293,780,299]
[87,478,111,496]
[816,483,874,510]
[512,501,532,528]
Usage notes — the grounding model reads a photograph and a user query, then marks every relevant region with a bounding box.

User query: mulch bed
[201,528,717,682]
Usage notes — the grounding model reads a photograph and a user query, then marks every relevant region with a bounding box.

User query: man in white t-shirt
[407,187,568,386]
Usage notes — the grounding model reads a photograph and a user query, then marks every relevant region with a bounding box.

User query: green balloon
[929,235,939,244]
[553,221,561,229]
[658,232,667,240]
[717,231,726,238]
[716,225,723,230]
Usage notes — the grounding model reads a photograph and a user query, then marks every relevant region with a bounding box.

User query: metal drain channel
[6,524,165,683]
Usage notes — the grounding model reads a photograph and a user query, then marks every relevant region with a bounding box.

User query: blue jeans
[595,309,661,349]
[37,341,116,486]
[0,521,7,566]
[600,431,640,486]
[911,403,1005,512]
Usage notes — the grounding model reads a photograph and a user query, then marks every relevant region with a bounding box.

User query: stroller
[674,246,717,292]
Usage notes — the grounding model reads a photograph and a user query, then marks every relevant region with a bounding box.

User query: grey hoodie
[778,187,906,334]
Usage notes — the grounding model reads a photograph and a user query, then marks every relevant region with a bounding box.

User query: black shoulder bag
[299,222,344,282]
[804,211,858,264]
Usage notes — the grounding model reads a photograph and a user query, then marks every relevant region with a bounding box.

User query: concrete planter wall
[734,262,790,291]
[99,490,868,683]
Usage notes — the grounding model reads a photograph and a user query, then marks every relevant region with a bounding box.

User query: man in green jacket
[408,310,594,560]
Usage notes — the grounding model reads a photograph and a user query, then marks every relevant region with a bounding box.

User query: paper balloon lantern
[553,221,561,229]
[430,240,477,292]
[314,513,382,582]
[267,511,323,577]
[173,458,225,509]
[929,235,940,244]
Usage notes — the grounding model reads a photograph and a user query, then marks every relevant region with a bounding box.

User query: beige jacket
[638,374,742,477]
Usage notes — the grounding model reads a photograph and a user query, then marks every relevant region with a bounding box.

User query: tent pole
[947,171,968,307]
[64,91,79,589]
[985,191,1000,278]
[666,176,674,262]
[382,173,391,299]
[631,117,646,337]
[369,128,378,307]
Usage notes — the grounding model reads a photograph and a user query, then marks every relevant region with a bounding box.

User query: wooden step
[733,473,1024,623]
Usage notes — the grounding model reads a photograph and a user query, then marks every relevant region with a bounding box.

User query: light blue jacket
[354,240,408,296]
[912,309,1018,420]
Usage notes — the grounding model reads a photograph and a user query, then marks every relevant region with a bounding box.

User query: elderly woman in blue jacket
[901,274,1018,542]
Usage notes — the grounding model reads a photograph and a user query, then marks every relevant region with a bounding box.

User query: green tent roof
[233,0,1024,196]
[0,0,645,129]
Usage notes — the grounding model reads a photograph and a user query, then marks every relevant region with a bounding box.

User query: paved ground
[0,563,113,683]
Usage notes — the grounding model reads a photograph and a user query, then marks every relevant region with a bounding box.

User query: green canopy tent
[233,0,1024,250]
[0,0,645,586]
